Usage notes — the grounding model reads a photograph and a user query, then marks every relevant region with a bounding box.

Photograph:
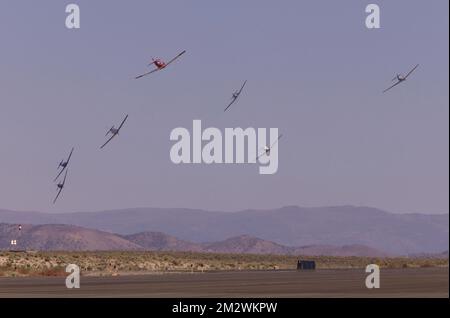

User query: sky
[0,0,448,214]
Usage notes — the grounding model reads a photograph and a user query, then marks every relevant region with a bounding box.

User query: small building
[297,260,316,270]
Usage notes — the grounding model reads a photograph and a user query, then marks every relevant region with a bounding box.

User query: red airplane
[135,50,186,79]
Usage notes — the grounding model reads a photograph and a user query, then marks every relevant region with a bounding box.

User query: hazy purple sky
[0,0,448,214]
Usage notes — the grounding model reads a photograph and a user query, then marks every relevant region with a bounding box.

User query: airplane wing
[404,64,419,79]
[100,133,117,149]
[53,187,63,204]
[255,145,269,161]
[53,166,66,182]
[256,150,266,161]
[270,134,283,149]
[66,148,74,164]
[383,80,402,93]
[135,68,160,79]
[117,114,129,132]
[238,80,247,95]
[165,50,186,68]
[105,127,112,136]
[224,97,237,112]
[62,169,68,186]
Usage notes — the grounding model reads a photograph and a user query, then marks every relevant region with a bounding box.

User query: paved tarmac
[0,268,447,298]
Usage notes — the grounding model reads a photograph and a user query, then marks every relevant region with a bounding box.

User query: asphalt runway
[0,268,447,298]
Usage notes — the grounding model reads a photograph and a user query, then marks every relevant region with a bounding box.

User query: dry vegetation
[0,251,447,277]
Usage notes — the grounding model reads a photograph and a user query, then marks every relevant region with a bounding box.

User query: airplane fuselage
[152,59,166,69]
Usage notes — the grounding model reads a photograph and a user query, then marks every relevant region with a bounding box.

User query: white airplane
[256,134,283,160]
[54,147,74,182]
[100,114,129,149]
[224,80,247,112]
[383,64,419,93]
[53,169,68,204]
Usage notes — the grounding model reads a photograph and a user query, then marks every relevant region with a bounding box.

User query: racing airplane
[383,64,419,93]
[224,80,247,112]
[53,169,68,204]
[256,134,283,160]
[54,147,74,182]
[100,114,129,149]
[135,50,186,79]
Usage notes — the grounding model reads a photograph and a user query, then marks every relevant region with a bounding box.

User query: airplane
[53,168,68,204]
[54,147,74,182]
[383,64,419,93]
[135,50,186,79]
[100,114,129,149]
[224,80,247,112]
[256,134,283,160]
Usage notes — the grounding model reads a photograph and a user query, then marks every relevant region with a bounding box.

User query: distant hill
[0,205,448,255]
[292,244,390,257]
[123,232,203,252]
[408,251,449,259]
[202,235,388,257]
[0,223,141,251]
[0,223,389,257]
[203,235,291,255]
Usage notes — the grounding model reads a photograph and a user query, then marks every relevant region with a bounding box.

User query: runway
[0,268,447,298]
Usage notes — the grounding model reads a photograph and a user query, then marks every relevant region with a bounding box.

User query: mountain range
[0,223,390,257]
[0,206,448,255]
